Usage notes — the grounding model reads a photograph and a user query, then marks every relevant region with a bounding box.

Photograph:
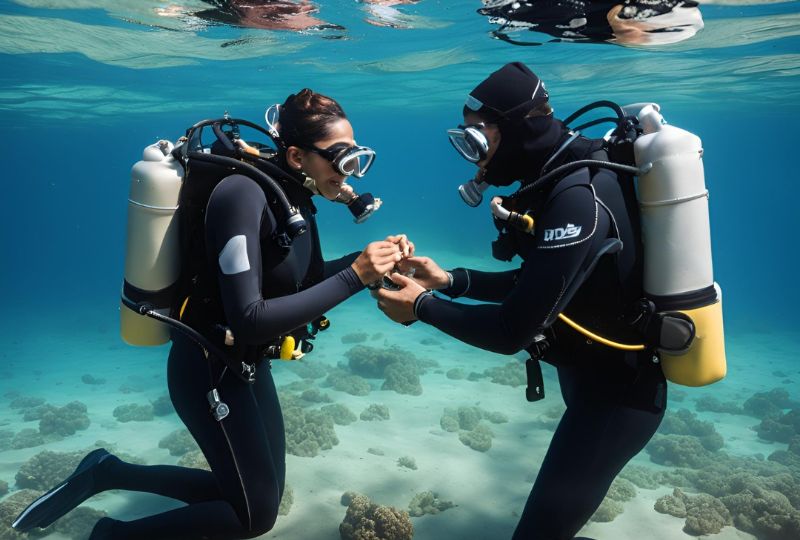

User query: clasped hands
[350,233,447,324]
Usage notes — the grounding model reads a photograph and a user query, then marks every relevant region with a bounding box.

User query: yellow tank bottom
[120,301,171,346]
[660,299,726,387]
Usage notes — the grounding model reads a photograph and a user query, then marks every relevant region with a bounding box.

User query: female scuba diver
[375,63,667,539]
[12,89,412,539]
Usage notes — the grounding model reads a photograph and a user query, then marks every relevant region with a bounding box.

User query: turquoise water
[1,1,799,539]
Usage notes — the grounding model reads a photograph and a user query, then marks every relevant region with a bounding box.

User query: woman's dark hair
[279,88,347,148]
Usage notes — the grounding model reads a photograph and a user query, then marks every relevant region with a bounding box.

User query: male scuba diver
[479,0,704,46]
[375,62,669,539]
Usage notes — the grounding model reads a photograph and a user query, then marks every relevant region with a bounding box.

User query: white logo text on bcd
[544,224,582,242]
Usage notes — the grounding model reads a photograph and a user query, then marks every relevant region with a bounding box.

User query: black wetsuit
[416,138,667,539]
[91,173,363,539]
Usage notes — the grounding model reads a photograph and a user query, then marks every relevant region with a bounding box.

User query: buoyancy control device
[120,116,308,350]
[500,101,726,387]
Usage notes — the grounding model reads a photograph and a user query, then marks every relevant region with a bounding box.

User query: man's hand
[374,273,427,323]
[396,256,449,290]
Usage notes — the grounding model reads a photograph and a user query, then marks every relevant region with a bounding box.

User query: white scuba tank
[626,103,726,386]
[120,140,183,346]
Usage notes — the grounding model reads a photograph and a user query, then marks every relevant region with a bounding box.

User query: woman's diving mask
[301,142,376,178]
[265,103,376,178]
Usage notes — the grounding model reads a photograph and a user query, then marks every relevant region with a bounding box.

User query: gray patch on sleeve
[219,235,250,275]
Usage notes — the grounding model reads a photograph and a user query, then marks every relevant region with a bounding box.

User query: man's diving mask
[447,123,489,163]
[265,103,376,178]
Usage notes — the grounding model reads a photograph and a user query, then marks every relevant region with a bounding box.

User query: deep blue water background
[0,1,799,537]
[2,105,797,338]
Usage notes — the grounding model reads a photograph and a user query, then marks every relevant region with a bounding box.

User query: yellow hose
[557,314,646,351]
[179,297,190,320]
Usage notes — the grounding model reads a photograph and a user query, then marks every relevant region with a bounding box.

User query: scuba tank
[627,103,726,386]
[120,141,183,346]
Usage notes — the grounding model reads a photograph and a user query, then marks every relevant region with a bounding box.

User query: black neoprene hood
[465,62,550,120]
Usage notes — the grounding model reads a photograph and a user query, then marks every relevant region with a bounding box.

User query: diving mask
[447,123,489,163]
[302,142,376,178]
[265,102,376,178]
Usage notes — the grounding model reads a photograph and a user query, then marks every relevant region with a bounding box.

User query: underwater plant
[177,450,211,471]
[360,404,390,421]
[458,424,494,453]
[324,369,372,396]
[694,395,743,415]
[483,361,527,387]
[341,332,369,344]
[11,428,46,450]
[339,493,413,540]
[445,368,466,380]
[53,505,108,539]
[15,449,95,490]
[81,374,106,385]
[589,477,637,523]
[381,362,422,396]
[284,406,339,458]
[301,388,334,404]
[743,388,797,420]
[345,345,409,378]
[151,395,175,417]
[112,403,154,422]
[10,396,45,411]
[285,360,330,380]
[0,489,46,536]
[22,401,91,438]
[397,456,417,470]
[321,404,358,426]
[755,409,800,443]
[646,434,716,468]
[407,491,455,517]
[158,429,198,457]
[278,484,294,516]
[590,498,624,523]
[658,409,725,451]
[441,406,509,433]
[655,488,733,535]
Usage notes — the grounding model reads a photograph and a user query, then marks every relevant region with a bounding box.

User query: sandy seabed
[0,291,796,540]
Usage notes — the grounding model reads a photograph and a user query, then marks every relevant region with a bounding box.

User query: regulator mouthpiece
[459,179,489,207]
[348,193,378,223]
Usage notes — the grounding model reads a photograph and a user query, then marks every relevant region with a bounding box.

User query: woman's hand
[374,273,427,323]
[396,256,449,290]
[351,241,403,285]
[385,234,414,258]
